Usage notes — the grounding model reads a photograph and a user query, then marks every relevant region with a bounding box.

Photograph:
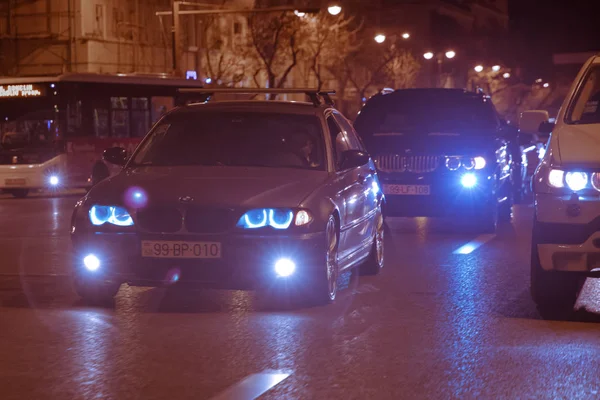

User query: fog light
[461,173,477,188]
[83,254,100,272]
[274,258,296,277]
[49,175,59,186]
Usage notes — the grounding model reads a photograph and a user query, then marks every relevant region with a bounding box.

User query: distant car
[354,88,517,233]
[529,55,600,311]
[70,89,385,305]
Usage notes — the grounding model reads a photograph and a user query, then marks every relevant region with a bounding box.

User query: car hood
[89,166,329,208]
[555,123,600,167]
[364,131,497,156]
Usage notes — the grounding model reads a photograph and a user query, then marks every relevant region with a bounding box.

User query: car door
[328,112,373,264]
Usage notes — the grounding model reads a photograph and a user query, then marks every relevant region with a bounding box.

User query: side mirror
[103,147,128,166]
[340,150,370,170]
[519,110,549,134]
[538,121,554,135]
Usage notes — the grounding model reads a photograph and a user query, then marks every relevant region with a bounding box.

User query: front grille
[137,207,183,233]
[185,207,236,234]
[375,155,440,173]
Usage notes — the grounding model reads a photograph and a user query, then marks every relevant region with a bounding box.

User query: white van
[524,54,600,310]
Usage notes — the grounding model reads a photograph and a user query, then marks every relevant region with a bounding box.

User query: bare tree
[298,12,362,90]
[247,11,302,94]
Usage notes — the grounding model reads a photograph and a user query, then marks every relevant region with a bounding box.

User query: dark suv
[354,88,516,232]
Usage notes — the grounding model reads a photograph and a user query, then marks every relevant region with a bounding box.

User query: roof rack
[177,88,336,107]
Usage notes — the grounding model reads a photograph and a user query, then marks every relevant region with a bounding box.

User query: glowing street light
[543,82,550,88]
[445,50,456,59]
[374,34,386,44]
[294,10,306,17]
[423,52,434,60]
[503,72,511,79]
[474,65,484,73]
[402,32,410,39]
[492,65,501,72]
[327,4,342,15]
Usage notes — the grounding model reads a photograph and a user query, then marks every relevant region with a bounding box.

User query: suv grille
[375,155,440,173]
[136,206,235,233]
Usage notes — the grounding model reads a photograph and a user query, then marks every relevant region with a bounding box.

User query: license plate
[383,184,430,195]
[5,178,26,186]
[141,241,222,259]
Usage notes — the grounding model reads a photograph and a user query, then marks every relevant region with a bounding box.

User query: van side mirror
[538,121,554,135]
[519,110,550,134]
[103,147,128,166]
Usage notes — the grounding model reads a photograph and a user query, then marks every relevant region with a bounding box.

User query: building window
[233,22,242,35]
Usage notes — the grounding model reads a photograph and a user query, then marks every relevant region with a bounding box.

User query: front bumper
[535,193,600,272]
[71,231,326,289]
[380,170,496,217]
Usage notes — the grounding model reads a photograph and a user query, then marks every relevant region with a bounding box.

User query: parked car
[529,54,600,311]
[354,88,518,233]
[69,89,385,305]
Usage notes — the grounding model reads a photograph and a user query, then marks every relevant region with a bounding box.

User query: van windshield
[567,66,600,124]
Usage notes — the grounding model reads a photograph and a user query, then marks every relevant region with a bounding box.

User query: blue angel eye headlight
[238,208,294,230]
[89,205,134,227]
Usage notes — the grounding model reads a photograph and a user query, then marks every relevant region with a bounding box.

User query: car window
[354,92,498,138]
[326,115,348,170]
[131,111,325,170]
[333,112,363,151]
[568,66,600,124]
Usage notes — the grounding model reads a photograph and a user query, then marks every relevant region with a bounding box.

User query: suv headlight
[445,156,486,171]
[547,169,594,192]
[89,205,134,227]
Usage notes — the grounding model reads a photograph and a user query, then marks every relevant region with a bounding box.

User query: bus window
[94,108,109,137]
[151,96,174,124]
[111,96,129,137]
[132,97,150,137]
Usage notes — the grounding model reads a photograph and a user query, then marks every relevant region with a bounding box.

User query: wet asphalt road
[2,191,600,400]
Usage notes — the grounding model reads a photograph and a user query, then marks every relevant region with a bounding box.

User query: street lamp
[402,32,410,39]
[423,52,434,60]
[328,4,342,15]
[423,50,458,88]
[445,50,456,59]
[294,10,306,17]
[543,82,550,88]
[474,65,484,73]
[374,34,386,44]
[492,65,501,72]
[503,72,510,79]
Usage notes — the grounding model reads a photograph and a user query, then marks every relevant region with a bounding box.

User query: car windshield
[567,66,600,124]
[131,111,325,170]
[355,92,498,135]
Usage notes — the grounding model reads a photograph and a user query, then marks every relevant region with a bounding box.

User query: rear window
[355,92,498,136]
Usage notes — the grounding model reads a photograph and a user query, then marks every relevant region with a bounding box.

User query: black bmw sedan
[354,88,516,233]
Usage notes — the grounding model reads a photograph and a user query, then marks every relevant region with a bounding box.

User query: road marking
[453,234,496,255]
[209,370,291,400]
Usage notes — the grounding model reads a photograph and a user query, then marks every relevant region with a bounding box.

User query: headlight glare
[445,157,461,170]
[548,169,564,188]
[238,208,295,230]
[473,156,486,170]
[89,205,134,227]
[565,171,588,192]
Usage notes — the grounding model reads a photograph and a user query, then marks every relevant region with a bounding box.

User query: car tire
[309,215,340,305]
[530,217,582,314]
[360,210,385,276]
[73,275,121,305]
[10,189,29,198]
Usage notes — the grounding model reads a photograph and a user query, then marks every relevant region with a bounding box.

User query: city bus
[0,73,206,197]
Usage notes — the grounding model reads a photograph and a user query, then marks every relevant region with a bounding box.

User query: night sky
[509,1,600,75]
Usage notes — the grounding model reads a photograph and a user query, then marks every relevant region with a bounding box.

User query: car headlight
[565,171,588,192]
[237,208,312,230]
[445,156,486,170]
[89,205,134,227]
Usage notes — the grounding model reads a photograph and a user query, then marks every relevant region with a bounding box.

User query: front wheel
[309,215,340,305]
[360,211,384,275]
[530,218,582,313]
